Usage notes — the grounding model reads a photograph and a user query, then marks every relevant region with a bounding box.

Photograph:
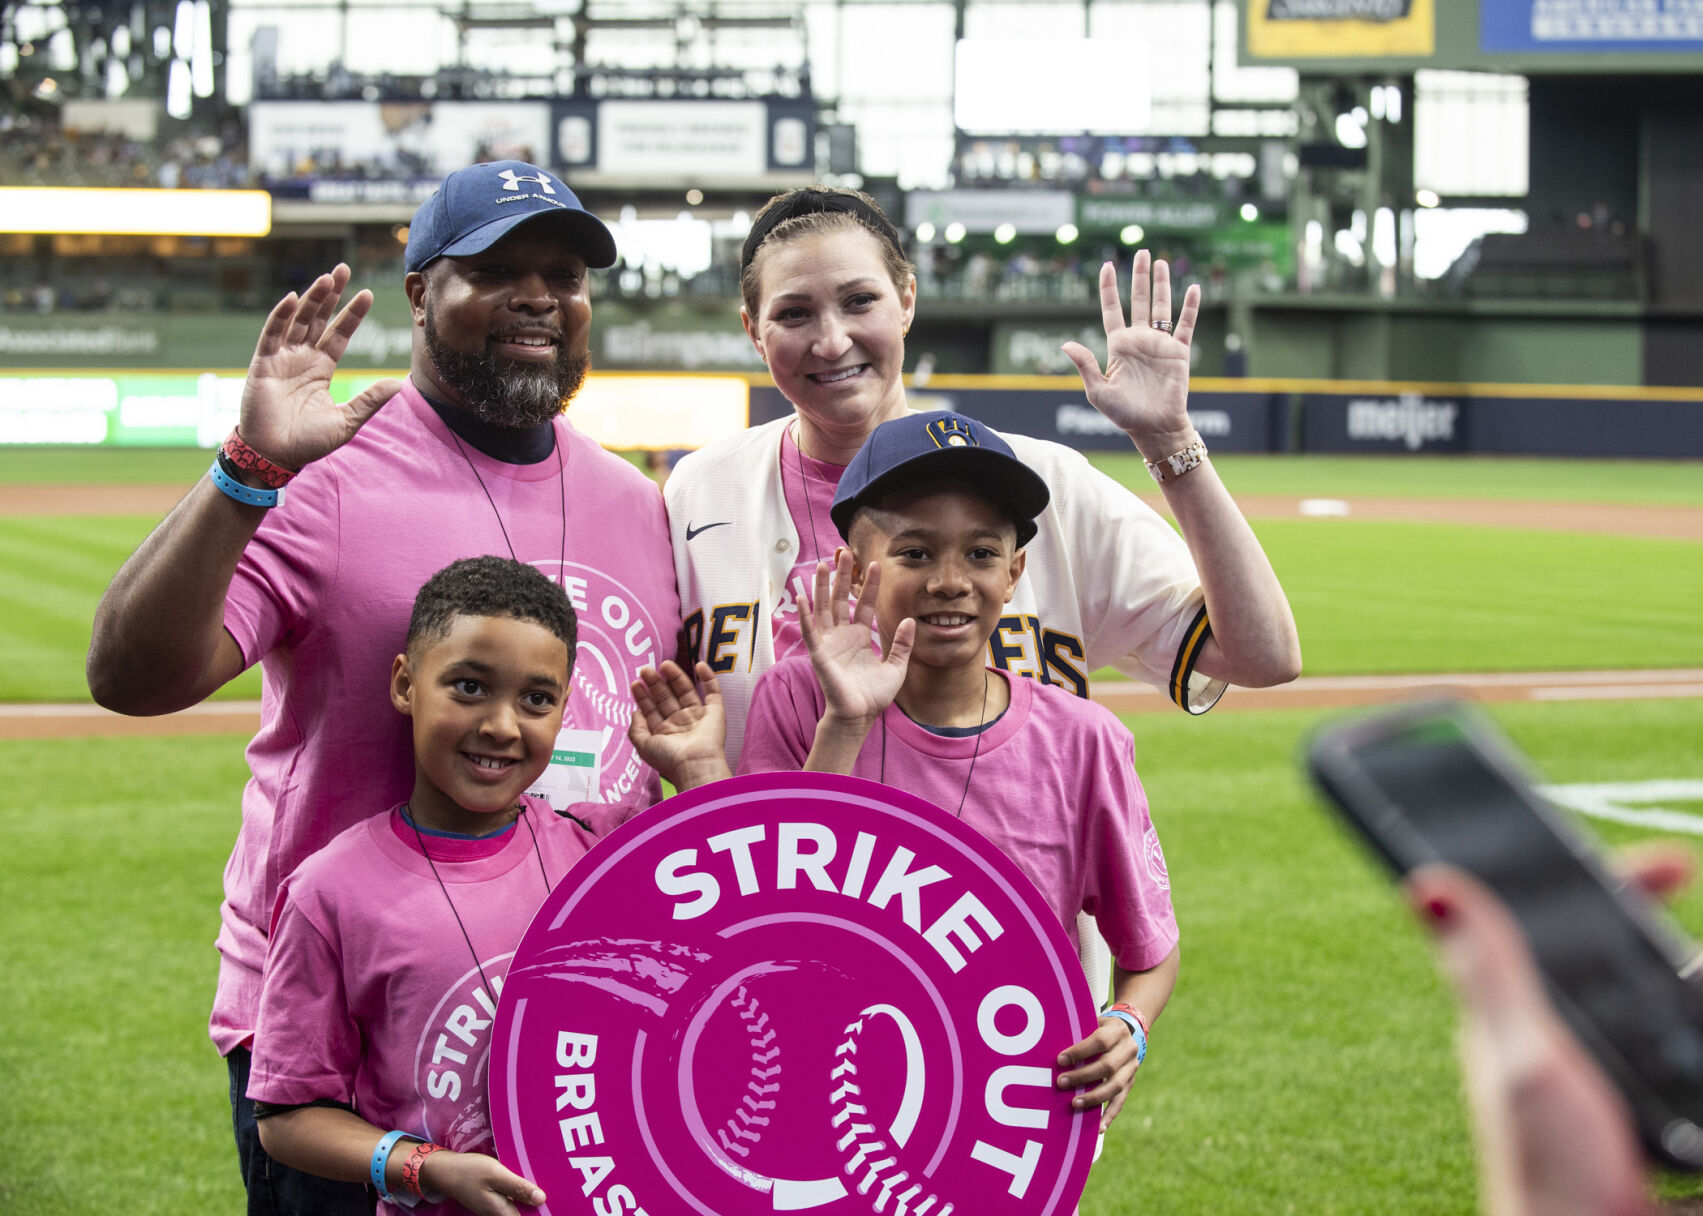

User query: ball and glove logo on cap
[492,772,1099,1215]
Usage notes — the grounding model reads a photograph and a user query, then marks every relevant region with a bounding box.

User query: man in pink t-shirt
[738,410,1181,1142]
[87,161,679,1214]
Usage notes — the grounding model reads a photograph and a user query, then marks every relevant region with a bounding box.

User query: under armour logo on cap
[404,159,617,272]
[926,415,978,449]
[497,169,556,195]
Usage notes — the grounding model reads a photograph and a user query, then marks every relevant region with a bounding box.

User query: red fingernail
[1423,897,1451,924]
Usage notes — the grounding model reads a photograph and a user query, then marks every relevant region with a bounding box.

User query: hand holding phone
[1306,697,1703,1170]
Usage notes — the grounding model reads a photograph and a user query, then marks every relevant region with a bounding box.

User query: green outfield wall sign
[0,370,396,446]
[0,300,756,372]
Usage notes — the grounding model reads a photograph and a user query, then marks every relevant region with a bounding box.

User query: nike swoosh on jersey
[685,521,732,540]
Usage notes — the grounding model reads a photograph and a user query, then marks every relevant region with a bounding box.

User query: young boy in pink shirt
[737,411,1181,1133]
[246,556,593,1213]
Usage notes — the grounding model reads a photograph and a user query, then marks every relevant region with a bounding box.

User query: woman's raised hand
[1060,251,1200,456]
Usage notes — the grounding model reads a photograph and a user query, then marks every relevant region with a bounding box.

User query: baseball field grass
[4,449,1702,703]
[9,512,1703,704]
[3,700,1701,1215]
[1,446,1700,1214]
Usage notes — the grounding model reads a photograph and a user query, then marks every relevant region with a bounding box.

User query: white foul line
[1542,780,1703,836]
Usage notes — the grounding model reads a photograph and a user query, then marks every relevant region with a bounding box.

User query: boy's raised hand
[628,660,731,791]
[799,552,914,728]
[418,1148,546,1215]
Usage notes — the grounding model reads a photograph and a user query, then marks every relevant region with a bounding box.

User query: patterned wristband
[209,456,281,508]
[400,1140,443,1200]
[222,428,297,488]
[370,1130,412,1201]
[1100,1003,1149,1065]
[1104,1002,1148,1034]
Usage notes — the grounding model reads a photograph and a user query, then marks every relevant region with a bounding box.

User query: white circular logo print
[493,773,1099,1215]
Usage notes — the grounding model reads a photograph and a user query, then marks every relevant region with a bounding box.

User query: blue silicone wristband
[371,1130,412,1200]
[210,456,281,508]
[1101,1008,1148,1065]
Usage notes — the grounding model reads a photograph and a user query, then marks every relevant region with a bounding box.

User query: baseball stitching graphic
[719,984,779,1160]
[831,1006,953,1216]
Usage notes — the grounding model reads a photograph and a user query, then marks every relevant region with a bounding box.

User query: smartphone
[1305,697,1703,1170]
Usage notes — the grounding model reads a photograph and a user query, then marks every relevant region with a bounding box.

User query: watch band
[1144,437,1208,484]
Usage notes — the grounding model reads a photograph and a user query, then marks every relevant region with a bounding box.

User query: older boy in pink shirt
[737,411,1180,1133]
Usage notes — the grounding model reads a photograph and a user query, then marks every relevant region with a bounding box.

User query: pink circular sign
[492,772,1098,1216]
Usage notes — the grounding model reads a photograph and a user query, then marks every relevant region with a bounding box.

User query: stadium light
[0,188,273,236]
[166,58,191,119]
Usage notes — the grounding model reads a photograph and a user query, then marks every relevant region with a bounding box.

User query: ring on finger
[1150,320,1173,333]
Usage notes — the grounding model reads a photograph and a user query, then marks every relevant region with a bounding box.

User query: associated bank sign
[493,772,1098,1215]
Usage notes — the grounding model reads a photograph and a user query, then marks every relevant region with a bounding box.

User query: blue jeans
[228,1046,375,1216]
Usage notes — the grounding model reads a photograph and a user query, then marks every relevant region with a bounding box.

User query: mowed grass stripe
[1090,452,1703,506]
[0,519,147,699]
[0,734,248,1216]
[0,514,262,702]
[3,447,1701,506]
[6,510,1700,702]
[1260,518,1703,674]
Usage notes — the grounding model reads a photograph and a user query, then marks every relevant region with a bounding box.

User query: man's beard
[423,306,590,428]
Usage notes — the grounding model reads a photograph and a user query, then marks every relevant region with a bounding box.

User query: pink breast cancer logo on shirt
[492,772,1098,1216]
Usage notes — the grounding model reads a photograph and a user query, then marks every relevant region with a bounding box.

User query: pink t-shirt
[214,380,679,1054]
[769,424,847,663]
[738,660,1178,973]
[249,802,594,1214]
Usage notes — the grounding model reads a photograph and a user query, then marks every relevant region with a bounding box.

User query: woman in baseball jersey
[666,185,1300,776]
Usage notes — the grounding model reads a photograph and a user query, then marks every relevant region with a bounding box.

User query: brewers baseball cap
[404,160,617,273]
[831,411,1050,547]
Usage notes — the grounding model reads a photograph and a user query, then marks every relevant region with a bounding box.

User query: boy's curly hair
[406,556,577,661]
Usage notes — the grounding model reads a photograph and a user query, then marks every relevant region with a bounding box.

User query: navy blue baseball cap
[404,160,617,273]
[831,411,1050,547]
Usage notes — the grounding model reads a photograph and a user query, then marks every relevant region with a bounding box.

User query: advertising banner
[1480,0,1703,51]
[1245,0,1436,57]
[1077,198,1224,233]
[492,772,1099,1216]
[904,191,1076,235]
[249,101,551,179]
[556,99,814,179]
[895,384,1281,454]
[1299,390,1467,453]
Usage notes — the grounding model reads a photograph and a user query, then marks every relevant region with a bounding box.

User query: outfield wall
[757,379,1703,458]
[3,369,1701,458]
